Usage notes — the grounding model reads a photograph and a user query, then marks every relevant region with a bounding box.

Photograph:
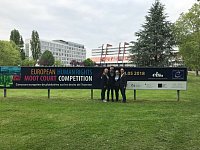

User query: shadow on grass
[92,98,190,104]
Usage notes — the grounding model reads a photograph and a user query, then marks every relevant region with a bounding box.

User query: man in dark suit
[120,68,127,103]
[101,68,109,102]
[107,66,115,102]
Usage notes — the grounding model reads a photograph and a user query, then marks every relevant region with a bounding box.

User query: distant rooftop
[26,39,85,49]
[53,40,84,48]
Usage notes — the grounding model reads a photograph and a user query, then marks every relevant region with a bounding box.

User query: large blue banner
[0,67,187,89]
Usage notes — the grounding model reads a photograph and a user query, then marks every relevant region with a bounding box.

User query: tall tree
[130,0,176,67]
[38,50,55,66]
[0,41,21,66]
[10,29,20,45]
[175,2,200,76]
[19,36,25,60]
[10,29,25,60]
[30,30,41,61]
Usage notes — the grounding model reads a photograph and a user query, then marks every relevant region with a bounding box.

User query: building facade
[91,44,183,67]
[25,39,86,66]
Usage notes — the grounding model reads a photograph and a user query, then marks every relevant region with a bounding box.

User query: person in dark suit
[107,66,115,102]
[101,68,109,102]
[114,70,120,102]
[120,68,127,103]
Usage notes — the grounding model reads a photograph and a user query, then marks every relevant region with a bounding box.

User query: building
[25,39,86,66]
[91,43,133,66]
[91,43,184,67]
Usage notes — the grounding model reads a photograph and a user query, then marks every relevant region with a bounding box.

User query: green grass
[0,74,200,150]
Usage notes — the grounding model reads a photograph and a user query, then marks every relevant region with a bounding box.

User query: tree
[38,50,55,66]
[10,29,20,45]
[130,0,176,67]
[70,60,78,66]
[21,58,36,66]
[30,30,41,61]
[54,60,62,66]
[10,29,25,60]
[83,58,95,66]
[79,62,84,66]
[175,2,200,76]
[0,41,21,66]
[19,36,25,60]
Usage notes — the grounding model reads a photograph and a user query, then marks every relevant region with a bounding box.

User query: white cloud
[0,0,197,57]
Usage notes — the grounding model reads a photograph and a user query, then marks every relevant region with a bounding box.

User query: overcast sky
[0,0,197,56]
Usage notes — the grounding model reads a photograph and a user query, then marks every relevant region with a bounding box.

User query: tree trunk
[196,70,199,76]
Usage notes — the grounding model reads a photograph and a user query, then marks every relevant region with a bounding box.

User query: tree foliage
[70,60,79,66]
[38,50,55,66]
[21,58,36,66]
[175,2,200,75]
[54,60,63,66]
[10,29,20,45]
[30,30,41,61]
[10,29,25,60]
[0,41,21,66]
[83,58,95,66]
[19,36,25,60]
[130,0,176,67]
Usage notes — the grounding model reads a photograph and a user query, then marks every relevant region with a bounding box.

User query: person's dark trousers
[120,87,126,102]
[107,87,114,101]
[101,87,107,100]
[115,86,120,101]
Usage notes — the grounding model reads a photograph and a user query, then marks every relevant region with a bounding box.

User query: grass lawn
[0,74,200,150]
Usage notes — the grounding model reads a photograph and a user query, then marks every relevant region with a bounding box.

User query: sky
[0,0,197,57]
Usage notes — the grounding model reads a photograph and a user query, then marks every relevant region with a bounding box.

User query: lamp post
[117,42,121,66]
[104,44,112,66]
[99,44,104,66]
[122,42,129,67]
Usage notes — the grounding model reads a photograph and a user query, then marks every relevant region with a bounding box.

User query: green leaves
[83,58,95,66]
[10,29,25,60]
[130,0,176,67]
[175,2,200,74]
[21,58,36,66]
[10,29,20,45]
[0,41,21,66]
[54,60,62,67]
[30,30,41,61]
[39,50,55,66]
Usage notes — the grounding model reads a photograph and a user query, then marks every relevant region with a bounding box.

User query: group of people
[101,66,127,103]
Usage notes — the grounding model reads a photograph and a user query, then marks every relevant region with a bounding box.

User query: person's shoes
[103,100,107,102]
[122,101,126,103]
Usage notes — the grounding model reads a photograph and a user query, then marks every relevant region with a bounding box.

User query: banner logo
[172,70,184,79]
[152,72,164,78]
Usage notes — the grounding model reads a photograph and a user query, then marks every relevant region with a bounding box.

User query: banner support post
[134,89,136,100]
[91,89,93,100]
[3,76,7,98]
[177,90,180,101]
[48,89,50,99]
[4,88,7,98]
